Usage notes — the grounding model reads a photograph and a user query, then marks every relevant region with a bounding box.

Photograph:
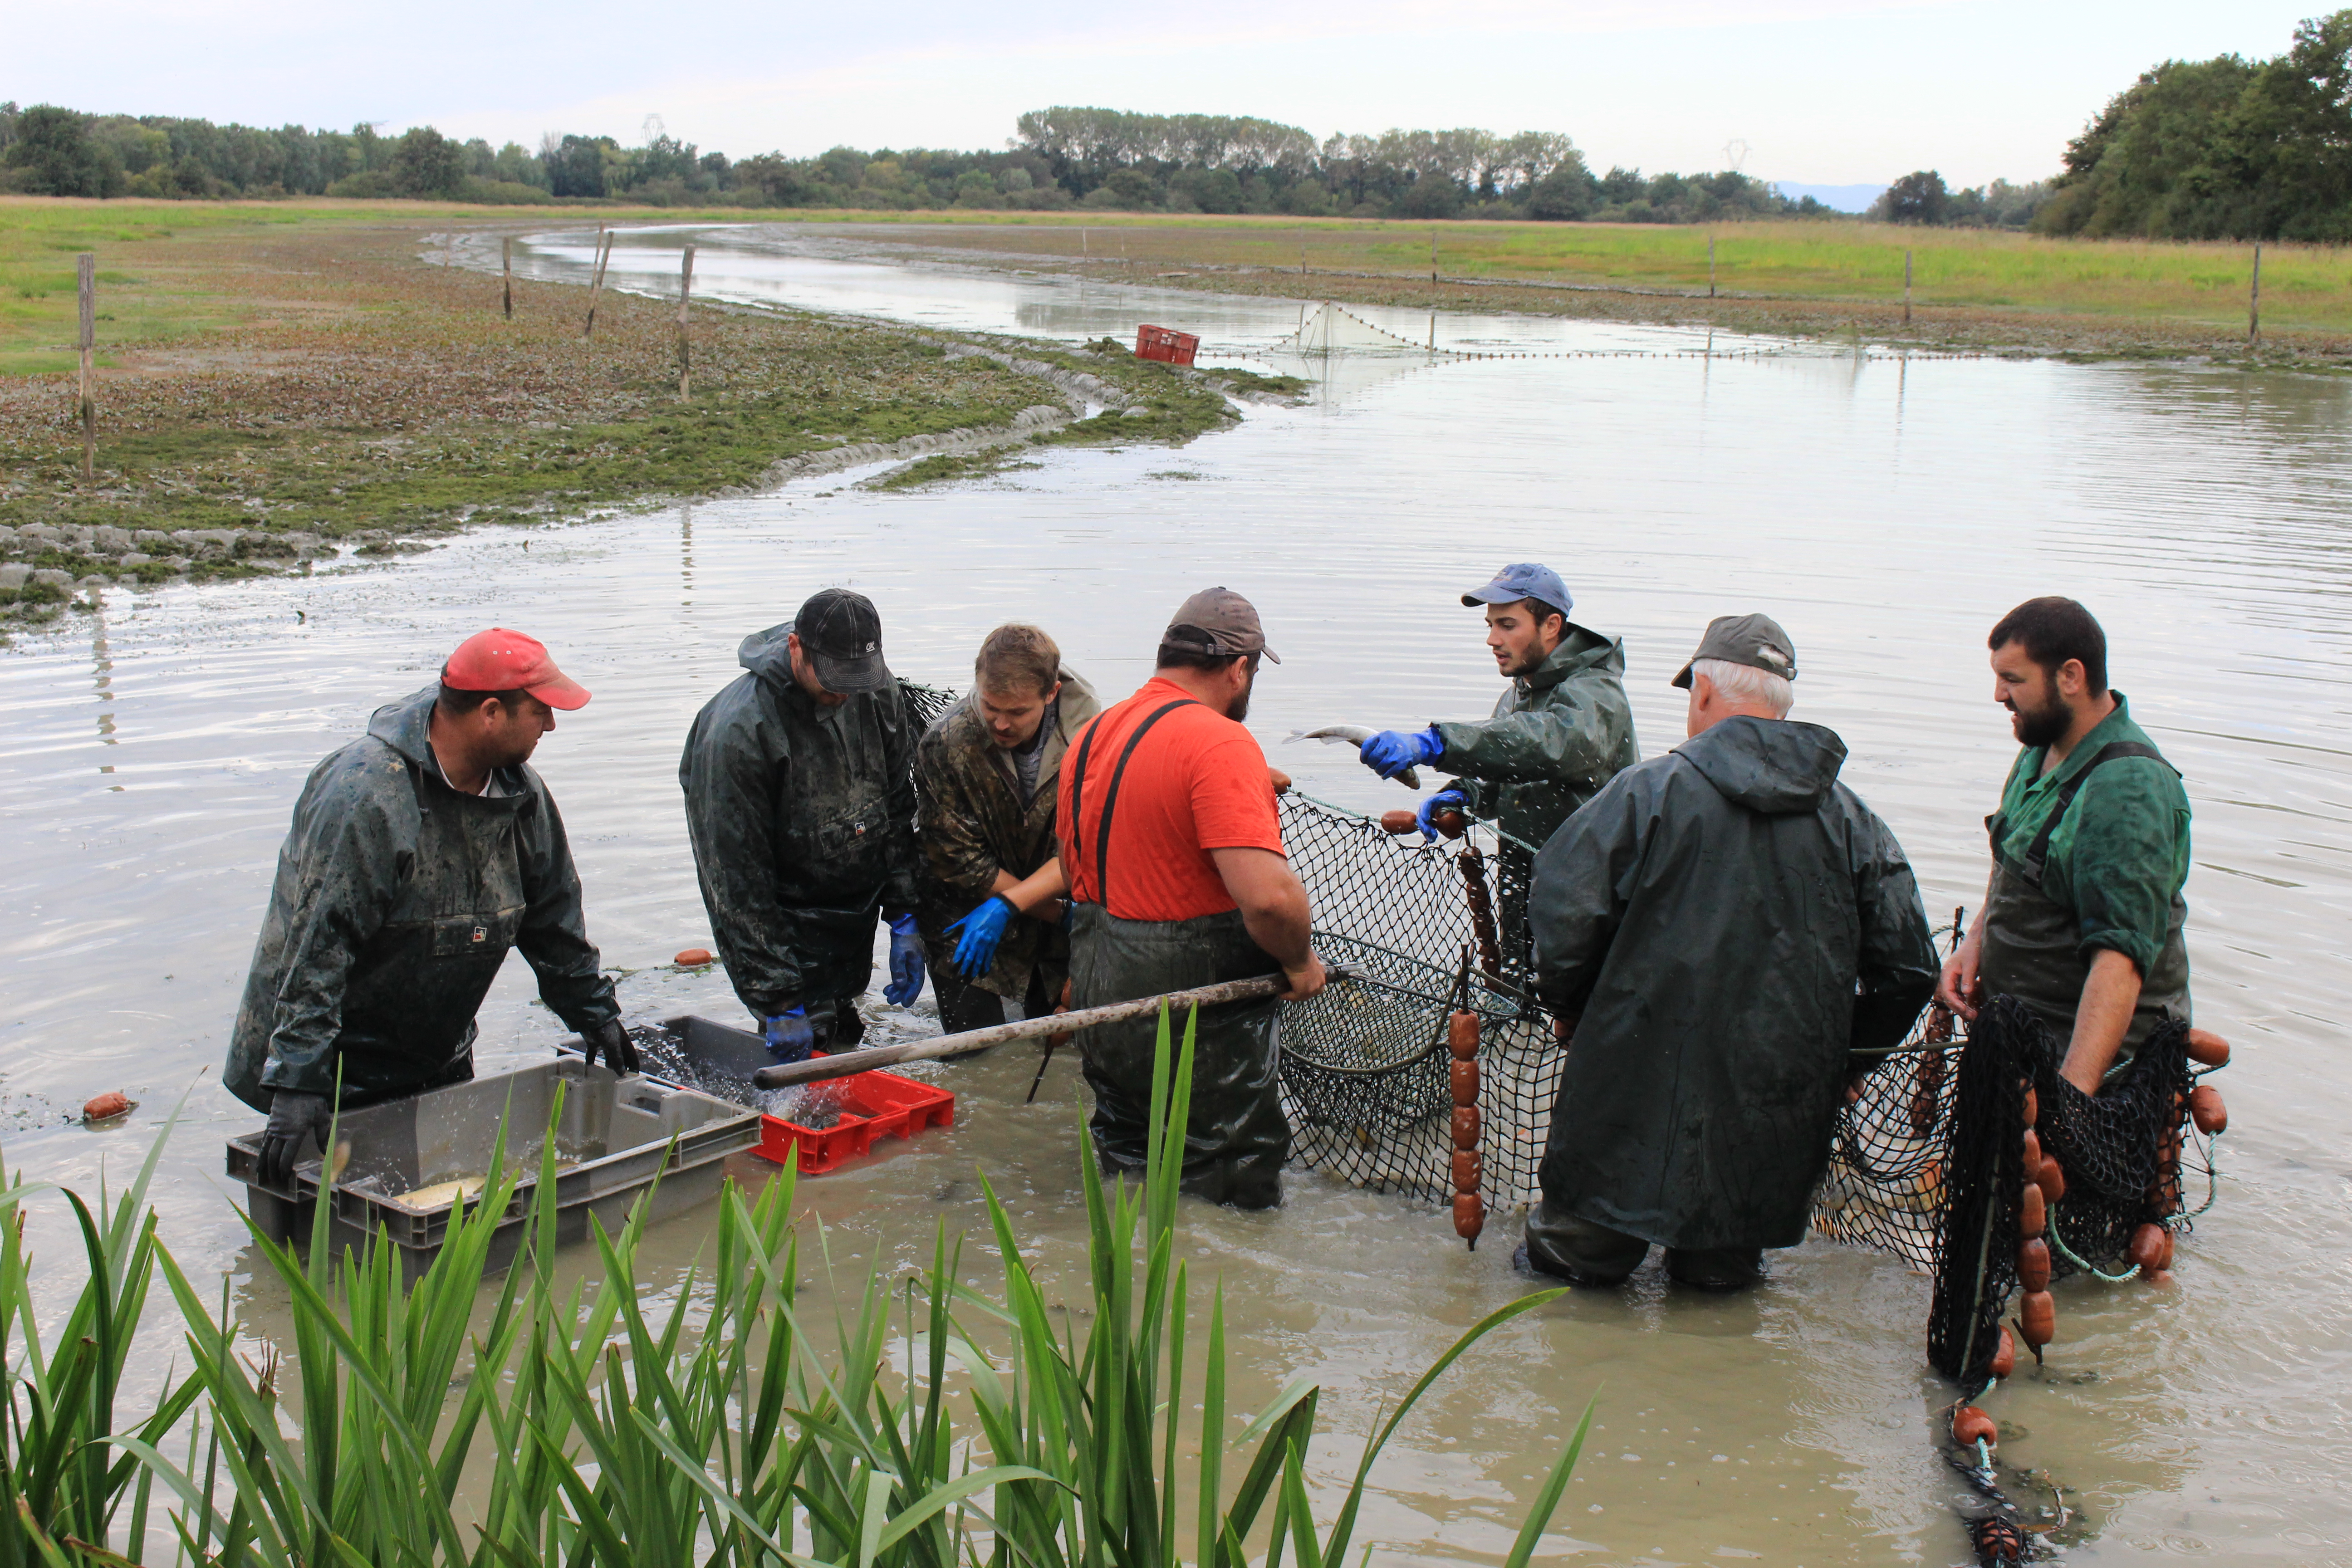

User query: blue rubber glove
[763,1006,815,1063]
[883,912,926,1005]
[1416,787,1468,842]
[1360,725,1444,780]
[946,894,1017,978]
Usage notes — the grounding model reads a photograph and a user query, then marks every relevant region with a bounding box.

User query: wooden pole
[1904,249,1913,325]
[1428,312,1436,350]
[76,253,95,480]
[1709,234,1717,299]
[749,970,1330,1090]
[676,244,696,399]
[501,236,513,320]
[2249,240,2262,347]
[583,224,611,338]
[1431,226,1438,284]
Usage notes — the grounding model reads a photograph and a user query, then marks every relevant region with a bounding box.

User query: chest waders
[1064,700,1290,1209]
[1980,742,2190,1078]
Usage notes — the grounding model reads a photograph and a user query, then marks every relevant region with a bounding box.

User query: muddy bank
[0,222,1291,635]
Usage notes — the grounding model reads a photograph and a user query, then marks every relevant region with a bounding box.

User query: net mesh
[1272,792,2213,1388]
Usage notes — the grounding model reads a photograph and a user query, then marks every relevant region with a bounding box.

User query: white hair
[1692,657,1794,718]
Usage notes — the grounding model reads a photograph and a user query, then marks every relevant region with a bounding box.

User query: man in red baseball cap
[226,627,637,1191]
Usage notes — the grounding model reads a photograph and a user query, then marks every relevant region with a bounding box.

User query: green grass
[1,1010,1595,1565]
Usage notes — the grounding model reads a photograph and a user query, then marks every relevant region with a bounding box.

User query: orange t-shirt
[1058,676,1288,922]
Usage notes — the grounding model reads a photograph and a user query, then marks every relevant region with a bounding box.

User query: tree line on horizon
[0,98,2060,230]
[2036,8,2352,239]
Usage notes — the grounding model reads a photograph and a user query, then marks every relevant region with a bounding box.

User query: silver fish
[1286,724,1421,790]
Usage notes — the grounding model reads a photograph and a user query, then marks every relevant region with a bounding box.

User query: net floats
[673,947,715,967]
[2189,1083,2228,1134]
[1952,1405,1998,1447]
[2019,1182,2046,1238]
[1450,1010,1483,1247]
[2019,1289,2057,1348]
[2127,1221,2172,1273]
[1989,1325,2017,1379]
[2185,1027,2231,1068]
[2017,1237,2051,1292]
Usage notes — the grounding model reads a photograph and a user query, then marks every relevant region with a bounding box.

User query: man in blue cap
[1357,564,1639,973]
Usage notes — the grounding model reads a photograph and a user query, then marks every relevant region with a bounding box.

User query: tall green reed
[3,1008,1592,1564]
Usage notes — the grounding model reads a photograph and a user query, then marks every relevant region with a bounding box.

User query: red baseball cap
[441,628,591,710]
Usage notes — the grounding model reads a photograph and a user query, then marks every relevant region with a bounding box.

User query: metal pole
[76,253,95,480]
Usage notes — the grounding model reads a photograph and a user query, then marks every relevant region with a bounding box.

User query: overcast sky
[1,1,2327,185]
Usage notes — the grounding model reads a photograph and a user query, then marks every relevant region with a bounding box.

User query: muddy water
[5,231,2349,1564]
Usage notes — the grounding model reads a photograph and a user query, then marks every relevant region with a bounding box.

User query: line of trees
[2038,8,2352,238]
[1868,171,2052,228]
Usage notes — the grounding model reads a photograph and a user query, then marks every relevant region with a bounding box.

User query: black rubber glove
[579,1018,642,1075]
[258,1090,333,1189]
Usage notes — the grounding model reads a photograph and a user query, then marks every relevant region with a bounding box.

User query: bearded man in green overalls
[1937,597,2192,1094]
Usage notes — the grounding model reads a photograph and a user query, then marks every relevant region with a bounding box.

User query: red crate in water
[755,1063,956,1175]
[1135,325,1200,365]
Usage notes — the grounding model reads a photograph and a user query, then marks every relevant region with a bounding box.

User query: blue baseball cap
[1461,564,1573,617]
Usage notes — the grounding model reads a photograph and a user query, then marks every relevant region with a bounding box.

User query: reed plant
[1,1007,1592,1564]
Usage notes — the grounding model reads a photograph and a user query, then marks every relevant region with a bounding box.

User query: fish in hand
[1287,725,1422,789]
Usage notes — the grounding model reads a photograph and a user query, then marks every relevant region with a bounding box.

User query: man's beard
[1225,668,1257,722]
[2009,690,2071,749]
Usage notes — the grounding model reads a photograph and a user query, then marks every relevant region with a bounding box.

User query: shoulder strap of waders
[1997,741,2176,889]
[1067,698,1196,907]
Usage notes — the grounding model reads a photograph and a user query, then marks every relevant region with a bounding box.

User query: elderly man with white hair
[1517,614,1939,1291]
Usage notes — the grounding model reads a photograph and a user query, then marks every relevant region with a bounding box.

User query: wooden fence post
[1904,249,1914,325]
[502,236,513,319]
[584,223,611,339]
[676,244,696,399]
[1709,234,1717,299]
[1431,226,1438,284]
[77,253,96,480]
[2249,241,2262,347]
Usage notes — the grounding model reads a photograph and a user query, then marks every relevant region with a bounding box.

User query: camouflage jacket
[914,669,1101,999]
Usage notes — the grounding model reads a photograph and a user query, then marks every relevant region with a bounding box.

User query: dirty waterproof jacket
[680,622,922,1020]
[913,670,1101,1000]
[1434,626,1640,851]
[1528,716,1936,1250]
[225,686,618,1112]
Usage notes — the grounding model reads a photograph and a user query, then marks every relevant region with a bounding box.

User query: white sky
[0,1,2321,185]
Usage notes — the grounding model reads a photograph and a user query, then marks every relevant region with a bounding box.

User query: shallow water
[5,227,2350,1564]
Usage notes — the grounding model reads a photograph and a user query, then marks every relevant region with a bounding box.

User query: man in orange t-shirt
[1059,588,1327,1208]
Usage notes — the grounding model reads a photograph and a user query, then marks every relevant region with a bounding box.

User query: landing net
[1277,301,1451,356]
[1273,792,2214,1387]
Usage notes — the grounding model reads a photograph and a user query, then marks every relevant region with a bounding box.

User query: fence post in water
[584,224,612,339]
[1428,312,1436,350]
[676,244,695,399]
[2249,241,2262,347]
[1709,234,1717,299]
[501,237,513,320]
[1904,249,1914,325]
[76,253,95,480]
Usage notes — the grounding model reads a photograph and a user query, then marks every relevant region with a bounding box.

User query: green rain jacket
[913,669,1101,1000]
[679,622,923,1021]
[1434,625,1641,852]
[224,686,619,1112]
[1528,716,1937,1250]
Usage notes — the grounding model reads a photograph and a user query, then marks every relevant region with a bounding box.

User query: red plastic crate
[1135,324,1200,365]
[753,1064,956,1175]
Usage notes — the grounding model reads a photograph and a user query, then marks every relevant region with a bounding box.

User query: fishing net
[1272,792,2217,1391]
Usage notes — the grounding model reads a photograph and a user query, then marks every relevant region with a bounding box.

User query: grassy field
[0,199,1288,632]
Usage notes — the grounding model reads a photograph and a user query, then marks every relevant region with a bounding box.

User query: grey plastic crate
[225,1056,760,1275]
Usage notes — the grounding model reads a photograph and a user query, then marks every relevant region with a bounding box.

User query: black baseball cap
[794,588,892,692]
[1671,613,1798,689]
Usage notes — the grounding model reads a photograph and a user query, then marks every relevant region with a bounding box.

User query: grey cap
[1671,613,1798,689]
[1161,587,1280,664]
[794,588,892,692]
[1461,563,1573,617]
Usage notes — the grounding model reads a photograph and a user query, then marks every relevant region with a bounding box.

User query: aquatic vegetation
[0,1009,1592,1564]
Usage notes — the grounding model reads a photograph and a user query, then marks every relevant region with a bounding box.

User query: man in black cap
[1058,587,1325,1208]
[1357,562,1639,975]
[680,589,927,1059]
[1519,613,1936,1290]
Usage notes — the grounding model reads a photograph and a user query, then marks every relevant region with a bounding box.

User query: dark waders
[1065,700,1290,1209]
[1980,743,2190,1078]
